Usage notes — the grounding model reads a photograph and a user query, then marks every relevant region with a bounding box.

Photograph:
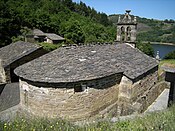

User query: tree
[99,13,110,26]
[0,0,116,47]
[136,41,154,57]
[164,50,175,59]
[61,19,85,44]
[20,27,31,42]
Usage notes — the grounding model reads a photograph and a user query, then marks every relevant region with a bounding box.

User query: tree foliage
[136,41,154,57]
[137,26,175,43]
[109,14,175,44]
[0,0,115,47]
[164,50,175,59]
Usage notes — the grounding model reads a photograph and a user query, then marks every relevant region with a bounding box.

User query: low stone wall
[137,81,169,112]
[19,73,122,121]
[118,69,169,115]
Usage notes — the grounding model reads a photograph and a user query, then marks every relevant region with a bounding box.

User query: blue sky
[72,0,175,20]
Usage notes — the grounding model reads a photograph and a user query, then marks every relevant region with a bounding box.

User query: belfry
[116,10,137,47]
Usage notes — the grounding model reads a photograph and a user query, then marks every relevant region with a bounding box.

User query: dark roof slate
[0,41,41,67]
[45,33,65,41]
[33,29,45,36]
[15,44,158,83]
[32,29,65,41]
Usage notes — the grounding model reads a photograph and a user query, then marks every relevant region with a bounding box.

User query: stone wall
[4,66,11,83]
[0,59,6,83]
[3,48,47,83]
[19,73,122,121]
[116,24,136,43]
[118,69,168,115]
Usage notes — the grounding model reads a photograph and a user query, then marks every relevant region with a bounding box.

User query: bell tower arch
[116,10,137,47]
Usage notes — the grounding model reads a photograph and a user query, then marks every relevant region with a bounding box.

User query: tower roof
[118,10,137,25]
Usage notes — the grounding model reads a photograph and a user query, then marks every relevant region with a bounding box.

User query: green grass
[1,105,175,131]
[38,42,62,51]
[159,59,175,66]
[158,59,175,76]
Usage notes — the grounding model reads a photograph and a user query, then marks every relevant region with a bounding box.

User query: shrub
[164,50,175,59]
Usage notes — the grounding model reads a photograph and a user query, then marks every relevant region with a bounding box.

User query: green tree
[136,41,154,57]
[61,19,85,44]
[164,50,175,59]
[20,27,31,42]
[0,0,116,47]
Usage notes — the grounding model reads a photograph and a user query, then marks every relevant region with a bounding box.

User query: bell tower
[116,10,137,47]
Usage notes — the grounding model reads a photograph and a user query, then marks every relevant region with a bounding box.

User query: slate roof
[33,29,45,36]
[0,41,41,67]
[162,66,175,73]
[32,29,65,41]
[15,43,158,83]
[45,33,65,41]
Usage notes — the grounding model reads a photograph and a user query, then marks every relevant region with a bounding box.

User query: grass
[158,59,175,76]
[1,105,175,131]
[159,59,175,67]
[38,42,62,51]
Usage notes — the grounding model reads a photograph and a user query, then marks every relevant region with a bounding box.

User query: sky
[72,0,175,20]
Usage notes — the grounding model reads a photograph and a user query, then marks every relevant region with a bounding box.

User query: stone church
[15,44,166,121]
[12,11,167,121]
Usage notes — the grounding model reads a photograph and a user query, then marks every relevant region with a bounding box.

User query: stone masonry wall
[116,24,136,43]
[0,59,6,83]
[118,69,168,115]
[19,74,122,121]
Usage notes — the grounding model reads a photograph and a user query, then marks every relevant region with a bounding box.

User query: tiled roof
[32,29,65,41]
[0,41,41,67]
[33,29,45,36]
[45,33,65,41]
[15,43,158,83]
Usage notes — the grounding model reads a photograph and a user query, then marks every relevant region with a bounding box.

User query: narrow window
[121,26,125,41]
[74,83,87,92]
[74,84,82,92]
[126,26,131,41]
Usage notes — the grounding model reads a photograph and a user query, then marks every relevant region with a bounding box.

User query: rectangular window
[74,83,87,92]
[74,84,82,92]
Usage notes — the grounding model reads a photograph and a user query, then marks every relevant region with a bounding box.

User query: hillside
[109,14,175,44]
[0,0,115,47]
[1,0,175,48]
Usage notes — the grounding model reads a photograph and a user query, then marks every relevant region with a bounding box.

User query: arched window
[126,26,131,41]
[121,26,125,41]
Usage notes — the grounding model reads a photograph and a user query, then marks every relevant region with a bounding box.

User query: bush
[164,50,175,59]
[136,41,154,57]
[38,42,61,51]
